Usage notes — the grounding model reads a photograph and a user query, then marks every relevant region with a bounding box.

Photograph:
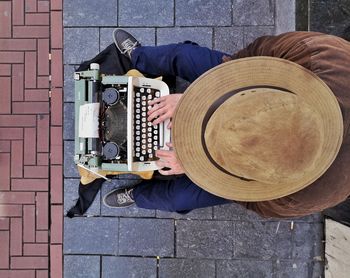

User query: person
[103,29,350,218]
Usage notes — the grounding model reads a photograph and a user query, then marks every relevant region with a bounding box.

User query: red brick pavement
[0,1,63,277]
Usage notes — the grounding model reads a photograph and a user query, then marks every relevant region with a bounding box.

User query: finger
[167,121,172,129]
[148,96,167,105]
[147,102,166,116]
[147,108,168,122]
[151,112,171,125]
[156,149,174,158]
[155,159,168,169]
[166,142,173,148]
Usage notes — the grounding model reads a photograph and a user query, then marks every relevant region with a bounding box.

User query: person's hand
[156,143,185,175]
[148,94,182,128]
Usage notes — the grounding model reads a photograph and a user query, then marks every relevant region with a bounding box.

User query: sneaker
[103,187,135,208]
[113,28,140,59]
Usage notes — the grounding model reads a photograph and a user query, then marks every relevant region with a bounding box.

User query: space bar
[159,123,164,147]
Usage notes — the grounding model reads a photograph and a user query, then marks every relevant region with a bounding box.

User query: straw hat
[172,57,343,201]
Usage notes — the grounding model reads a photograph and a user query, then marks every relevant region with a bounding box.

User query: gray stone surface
[243,26,275,46]
[63,0,118,27]
[159,258,215,278]
[156,207,213,220]
[102,256,157,278]
[232,0,275,26]
[64,178,100,216]
[216,259,273,278]
[63,103,74,140]
[64,217,118,255]
[64,65,76,102]
[64,255,100,278]
[64,28,99,64]
[275,0,296,34]
[175,0,232,26]
[157,27,213,48]
[118,0,174,27]
[214,27,244,55]
[176,220,233,259]
[213,203,261,221]
[273,260,309,278]
[64,140,79,178]
[119,218,174,257]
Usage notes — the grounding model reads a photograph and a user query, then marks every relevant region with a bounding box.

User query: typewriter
[74,63,171,174]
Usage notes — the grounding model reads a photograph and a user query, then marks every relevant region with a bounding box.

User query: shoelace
[116,189,133,204]
[121,39,138,55]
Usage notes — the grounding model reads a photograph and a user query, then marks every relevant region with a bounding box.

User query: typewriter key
[102,88,120,105]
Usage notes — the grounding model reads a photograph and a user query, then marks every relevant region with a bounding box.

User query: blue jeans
[131,42,232,212]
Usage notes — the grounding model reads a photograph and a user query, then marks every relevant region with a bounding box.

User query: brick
[51,49,63,88]
[103,257,156,278]
[25,13,49,25]
[0,192,35,204]
[51,165,62,204]
[37,114,49,152]
[25,0,37,12]
[23,243,48,256]
[51,88,62,126]
[36,192,49,229]
[12,64,24,101]
[38,1,49,12]
[0,141,11,152]
[51,126,62,164]
[24,128,36,165]
[11,178,48,191]
[64,256,100,278]
[0,38,36,50]
[25,51,37,88]
[159,259,215,278]
[0,270,35,278]
[11,140,23,178]
[0,52,24,63]
[25,89,49,101]
[0,77,11,114]
[38,39,49,75]
[37,153,48,166]
[0,2,11,37]
[0,231,9,268]
[0,218,9,230]
[13,102,49,114]
[23,205,35,242]
[11,257,48,269]
[37,76,49,88]
[50,245,62,278]
[0,205,22,217]
[0,64,11,76]
[36,270,49,278]
[51,0,62,10]
[51,11,62,49]
[13,0,25,25]
[0,153,10,190]
[0,128,23,140]
[36,230,48,243]
[119,218,174,257]
[13,26,49,38]
[51,205,63,244]
[0,115,36,127]
[10,218,22,256]
[24,166,48,178]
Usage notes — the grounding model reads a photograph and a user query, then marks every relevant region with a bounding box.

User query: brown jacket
[232,32,350,218]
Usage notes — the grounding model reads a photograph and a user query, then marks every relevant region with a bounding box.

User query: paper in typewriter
[79,103,100,138]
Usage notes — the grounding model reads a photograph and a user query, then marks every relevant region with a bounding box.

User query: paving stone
[64,28,99,64]
[275,0,296,34]
[118,0,173,27]
[176,220,233,259]
[311,261,324,278]
[214,27,244,55]
[216,259,273,278]
[159,258,215,278]
[157,27,212,49]
[294,213,323,223]
[64,178,100,216]
[292,223,324,259]
[64,217,118,255]
[63,103,74,140]
[100,28,156,52]
[156,207,213,220]
[64,141,79,178]
[119,218,174,257]
[102,256,156,278]
[232,0,275,26]
[243,26,275,46]
[63,0,118,27]
[101,181,155,217]
[64,255,100,278]
[64,65,77,102]
[273,260,309,278]
[213,202,261,221]
[234,221,292,260]
[176,0,231,26]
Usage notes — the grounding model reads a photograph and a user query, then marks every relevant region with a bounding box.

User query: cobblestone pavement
[62,1,325,278]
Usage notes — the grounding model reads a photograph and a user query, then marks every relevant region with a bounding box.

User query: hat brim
[172,57,343,201]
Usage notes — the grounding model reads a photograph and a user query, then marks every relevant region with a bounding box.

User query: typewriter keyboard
[133,87,162,162]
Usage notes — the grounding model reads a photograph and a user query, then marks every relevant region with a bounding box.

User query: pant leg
[131,43,229,83]
[133,175,232,213]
